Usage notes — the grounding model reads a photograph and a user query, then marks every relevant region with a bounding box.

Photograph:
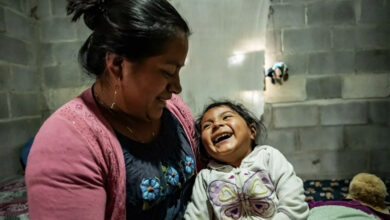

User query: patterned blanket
[0,177,389,219]
[0,177,28,220]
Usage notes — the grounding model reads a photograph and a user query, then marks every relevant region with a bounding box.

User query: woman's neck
[92,81,161,143]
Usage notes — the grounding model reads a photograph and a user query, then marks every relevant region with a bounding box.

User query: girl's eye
[223,115,232,120]
[202,123,211,130]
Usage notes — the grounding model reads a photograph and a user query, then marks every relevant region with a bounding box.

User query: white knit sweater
[184,145,309,220]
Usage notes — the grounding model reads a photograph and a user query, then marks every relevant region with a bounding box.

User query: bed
[0,176,389,219]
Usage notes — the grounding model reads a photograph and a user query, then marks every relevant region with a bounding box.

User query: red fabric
[26,88,197,220]
[0,178,28,217]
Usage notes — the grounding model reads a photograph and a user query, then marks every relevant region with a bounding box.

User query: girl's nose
[212,121,224,130]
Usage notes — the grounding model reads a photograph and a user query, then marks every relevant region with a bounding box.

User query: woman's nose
[168,74,182,94]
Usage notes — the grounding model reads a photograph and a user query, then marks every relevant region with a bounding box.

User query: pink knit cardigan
[26,88,197,220]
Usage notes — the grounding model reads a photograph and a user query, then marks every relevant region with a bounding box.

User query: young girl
[184,101,309,220]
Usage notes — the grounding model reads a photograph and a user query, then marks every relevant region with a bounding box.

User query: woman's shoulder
[166,94,194,122]
[35,87,113,151]
[48,88,107,130]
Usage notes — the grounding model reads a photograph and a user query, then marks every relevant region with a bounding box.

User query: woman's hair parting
[66,0,190,76]
[195,100,266,164]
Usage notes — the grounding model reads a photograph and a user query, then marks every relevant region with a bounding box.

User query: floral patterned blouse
[116,108,196,220]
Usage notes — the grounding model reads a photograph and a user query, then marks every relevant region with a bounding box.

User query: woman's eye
[162,70,174,78]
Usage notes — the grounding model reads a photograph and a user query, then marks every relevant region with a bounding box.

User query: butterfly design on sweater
[207,170,276,220]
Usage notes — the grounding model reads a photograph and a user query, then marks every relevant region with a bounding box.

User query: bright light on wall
[239,90,264,117]
[227,52,246,67]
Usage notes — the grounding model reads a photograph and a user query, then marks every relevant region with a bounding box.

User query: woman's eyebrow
[166,60,185,67]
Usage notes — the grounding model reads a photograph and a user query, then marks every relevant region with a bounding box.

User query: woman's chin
[146,109,164,121]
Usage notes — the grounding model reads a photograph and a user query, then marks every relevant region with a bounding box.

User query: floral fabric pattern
[140,178,161,201]
[166,167,179,186]
[184,156,195,175]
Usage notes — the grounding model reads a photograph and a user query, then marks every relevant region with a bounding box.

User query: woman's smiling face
[117,34,188,121]
[200,105,256,167]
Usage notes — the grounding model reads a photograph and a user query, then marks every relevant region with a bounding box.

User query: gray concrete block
[356,26,390,50]
[346,125,390,150]
[51,0,67,16]
[0,143,22,179]
[268,4,305,29]
[0,117,41,151]
[307,0,356,26]
[11,66,39,91]
[76,22,91,40]
[264,75,307,103]
[40,17,77,42]
[80,73,94,86]
[10,93,41,117]
[0,35,29,65]
[281,0,314,3]
[342,74,390,99]
[283,28,331,53]
[356,50,390,73]
[43,86,86,111]
[0,0,23,12]
[320,101,368,125]
[264,129,297,154]
[52,41,82,64]
[0,92,8,118]
[0,65,11,90]
[287,152,321,177]
[360,0,390,24]
[369,100,390,125]
[0,7,5,32]
[266,30,282,53]
[370,150,390,174]
[39,43,54,66]
[279,53,307,75]
[261,103,272,129]
[273,104,319,128]
[36,0,51,18]
[44,63,81,88]
[299,126,343,150]
[4,8,33,41]
[320,150,369,174]
[306,76,342,100]
[308,51,355,75]
[333,27,356,50]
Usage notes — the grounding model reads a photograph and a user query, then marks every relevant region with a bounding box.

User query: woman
[26,0,197,219]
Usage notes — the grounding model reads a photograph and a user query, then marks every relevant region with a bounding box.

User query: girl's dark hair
[66,0,190,76]
[195,100,266,165]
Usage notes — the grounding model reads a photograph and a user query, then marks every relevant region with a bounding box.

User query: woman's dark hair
[195,100,266,165]
[66,0,190,76]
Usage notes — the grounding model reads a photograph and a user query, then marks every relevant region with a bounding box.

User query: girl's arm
[184,170,214,220]
[267,147,309,220]
[26,116,107,220]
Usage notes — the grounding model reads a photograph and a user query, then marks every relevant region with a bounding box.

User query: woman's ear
[249,124,257,140]
[105,52,124,80]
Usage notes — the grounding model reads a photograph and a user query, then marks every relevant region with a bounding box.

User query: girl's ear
[249,123,257,140]
[105,52,124,80]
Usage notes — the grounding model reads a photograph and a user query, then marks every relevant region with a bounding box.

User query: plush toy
[347,173,389,215]
[265,62,289,84]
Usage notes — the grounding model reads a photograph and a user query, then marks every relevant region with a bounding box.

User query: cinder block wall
[0,0,42,179]
[263,0,390,179]
[0,0,91,180]
[36,0,91,116]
